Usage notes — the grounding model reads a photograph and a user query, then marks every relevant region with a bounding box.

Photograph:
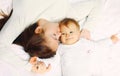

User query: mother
[0,0,100,75]
[0,0,68,75]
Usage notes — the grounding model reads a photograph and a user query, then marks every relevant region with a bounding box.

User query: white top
[58,38,113,76]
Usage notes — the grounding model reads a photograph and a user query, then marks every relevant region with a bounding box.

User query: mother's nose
[55,32,61,40]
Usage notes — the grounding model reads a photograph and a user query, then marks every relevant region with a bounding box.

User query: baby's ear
[29,56,37,65]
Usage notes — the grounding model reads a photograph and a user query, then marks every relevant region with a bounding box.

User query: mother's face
[36,19,61,51]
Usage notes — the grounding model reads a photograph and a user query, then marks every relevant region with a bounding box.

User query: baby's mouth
[66,37,73,40]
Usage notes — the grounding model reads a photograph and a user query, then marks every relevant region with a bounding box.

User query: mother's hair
[13,22,56,59]
[13,23,38,47]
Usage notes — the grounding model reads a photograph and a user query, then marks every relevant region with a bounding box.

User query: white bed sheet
[89,0,120,40]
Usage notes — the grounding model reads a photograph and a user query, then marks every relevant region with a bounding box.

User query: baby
[58,18,119,76]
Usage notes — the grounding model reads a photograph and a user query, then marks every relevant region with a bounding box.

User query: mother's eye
[53,33,56,36]
[61,33,65,35]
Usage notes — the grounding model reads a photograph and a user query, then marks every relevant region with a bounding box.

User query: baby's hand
[80,29,91,40]
[32,61,51,74]
[29,56,51,74]
[111,34,120,44]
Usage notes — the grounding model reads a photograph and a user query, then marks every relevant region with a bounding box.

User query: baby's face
[60,23,80,45]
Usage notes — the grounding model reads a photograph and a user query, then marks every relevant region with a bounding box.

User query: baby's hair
[59,18,80,30]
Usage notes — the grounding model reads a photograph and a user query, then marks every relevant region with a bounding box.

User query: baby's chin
[63,40,77,45]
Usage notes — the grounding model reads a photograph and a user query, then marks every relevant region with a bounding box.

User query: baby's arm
[81,29,120,44]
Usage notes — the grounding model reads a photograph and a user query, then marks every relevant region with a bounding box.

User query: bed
[0,0,120,76]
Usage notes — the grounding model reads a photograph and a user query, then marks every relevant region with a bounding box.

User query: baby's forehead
[62,22,78,28]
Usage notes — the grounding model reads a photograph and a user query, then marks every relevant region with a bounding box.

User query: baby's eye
[70,31,73,34]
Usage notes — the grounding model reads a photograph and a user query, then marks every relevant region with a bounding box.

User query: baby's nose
[66,33,70,37]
